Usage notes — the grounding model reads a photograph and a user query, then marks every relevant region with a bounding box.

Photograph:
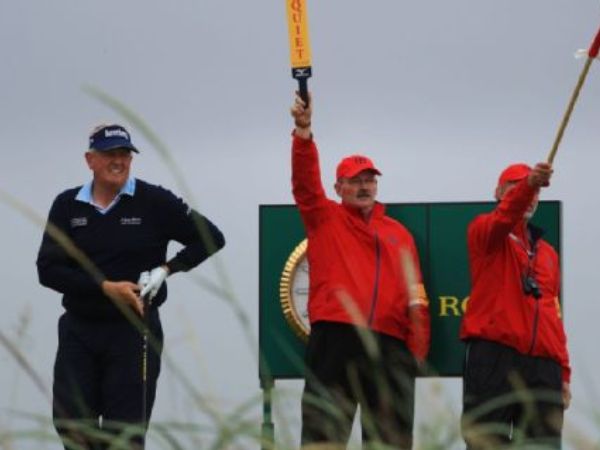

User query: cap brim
[503,175,527,183]
[93,138,139,153]
[344,167,382,178]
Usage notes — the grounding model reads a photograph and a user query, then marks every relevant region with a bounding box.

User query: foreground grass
[1,89,599,450]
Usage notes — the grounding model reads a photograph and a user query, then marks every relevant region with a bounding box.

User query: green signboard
[259,201,561,382]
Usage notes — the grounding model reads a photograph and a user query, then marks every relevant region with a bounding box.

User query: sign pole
[260,378,275,450]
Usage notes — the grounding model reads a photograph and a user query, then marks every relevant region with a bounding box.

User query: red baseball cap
[497,163,531,187]
[336,155,382,179]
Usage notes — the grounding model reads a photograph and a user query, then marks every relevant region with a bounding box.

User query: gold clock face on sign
[279,239,310,341]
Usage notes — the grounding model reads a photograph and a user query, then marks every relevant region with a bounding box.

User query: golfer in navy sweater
[36,123,225,449]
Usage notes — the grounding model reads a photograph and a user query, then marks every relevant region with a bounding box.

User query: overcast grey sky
[1,1,600,449]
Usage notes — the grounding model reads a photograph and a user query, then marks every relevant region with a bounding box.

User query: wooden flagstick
[547,26,600,164]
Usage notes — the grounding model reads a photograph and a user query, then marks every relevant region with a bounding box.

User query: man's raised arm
[290,92,328,228]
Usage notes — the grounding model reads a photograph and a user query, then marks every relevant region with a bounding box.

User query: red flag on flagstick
[588,27,600,58]
[547,26,600,164]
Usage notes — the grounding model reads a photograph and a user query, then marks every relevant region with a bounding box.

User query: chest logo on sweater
[120,217,142,225]
[70,217,88,228]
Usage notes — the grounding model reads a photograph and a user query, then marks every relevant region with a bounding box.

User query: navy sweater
[36,179,225,320]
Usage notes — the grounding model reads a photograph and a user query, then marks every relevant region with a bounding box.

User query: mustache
[357,190,370,197]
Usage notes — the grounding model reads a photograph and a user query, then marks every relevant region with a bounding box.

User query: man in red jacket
[290,93,430,449]
[460,162,570,449]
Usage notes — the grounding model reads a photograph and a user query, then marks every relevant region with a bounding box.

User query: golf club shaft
[142,294,151,428]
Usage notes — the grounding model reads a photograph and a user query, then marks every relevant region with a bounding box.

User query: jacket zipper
[367,233,381,325]
[511,231,541,355]
[528,299,540,354]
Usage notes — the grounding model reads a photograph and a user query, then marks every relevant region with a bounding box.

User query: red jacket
[460,179,570,382]
[291,134,430,359]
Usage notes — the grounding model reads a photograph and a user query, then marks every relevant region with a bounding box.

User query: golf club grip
[589,26,600,58]
[298,78,309,107]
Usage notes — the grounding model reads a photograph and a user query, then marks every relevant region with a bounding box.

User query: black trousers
[301,321,416,449]
[53,311,163,450]
[462,339,564,450]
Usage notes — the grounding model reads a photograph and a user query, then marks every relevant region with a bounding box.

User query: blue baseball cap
[88,124,139,153]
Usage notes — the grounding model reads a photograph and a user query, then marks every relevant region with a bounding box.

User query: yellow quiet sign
[286,0,312,69]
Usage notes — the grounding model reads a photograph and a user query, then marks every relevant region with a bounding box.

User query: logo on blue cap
[89,125,139,153]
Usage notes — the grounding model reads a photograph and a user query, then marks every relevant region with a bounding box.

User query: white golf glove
[138,271,150,290]
[140,266,168,300]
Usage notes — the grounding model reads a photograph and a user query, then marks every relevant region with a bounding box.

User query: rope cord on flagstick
[547,26,600,164]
